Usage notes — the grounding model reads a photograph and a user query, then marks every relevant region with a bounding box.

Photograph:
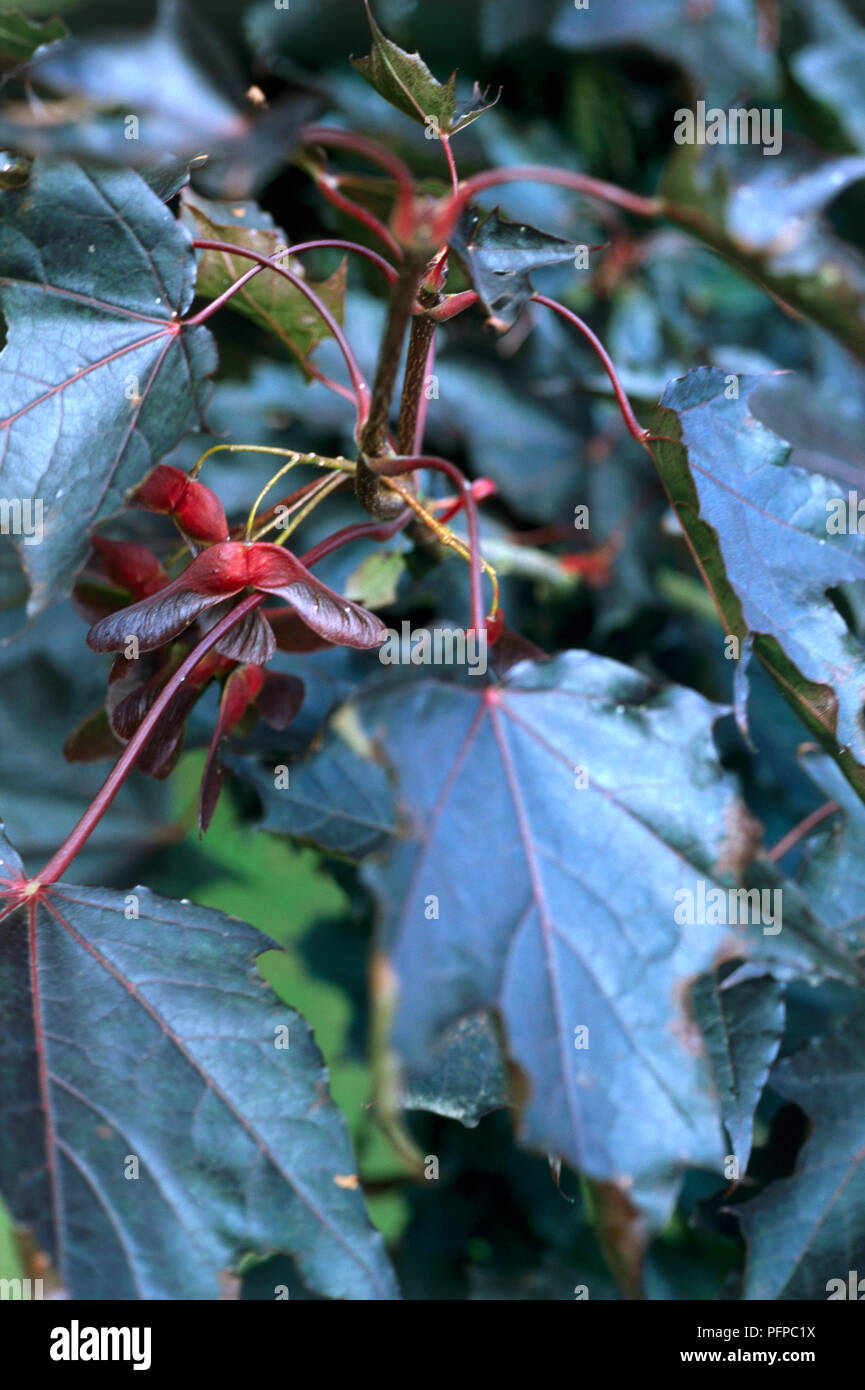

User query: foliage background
[1,0,864,1299]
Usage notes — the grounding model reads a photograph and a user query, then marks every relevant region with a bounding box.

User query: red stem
[300,125,416,240]
[427,290,478,322]
[768,800,841,864]
[188,238,397,325]
[369,454,485,632]
[441,133,459,196]
[314,174,403,260]
[191,240,365,407]
[436,163,661,241]
[532,294,650,448]
[34,595,264,886]
[300,508,412,569]
[438,478,496,525]
[188,238,372,431]
[303,361,359,405]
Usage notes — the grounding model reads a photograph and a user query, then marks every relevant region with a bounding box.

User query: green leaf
[342,652,853,1228]
[351,5,496,134]
[0,827,398,1300]
[0,160,216,613]
[181,189,346,369]
[737,1009,865,1299]
[450,204,578,331]
[344,550,406,609]
[649,367,865,803]
[351,5,454,128]
[0,9,66,71]
[692,971,785,1171]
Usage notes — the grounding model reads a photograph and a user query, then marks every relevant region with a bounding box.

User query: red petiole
[311,170,404,260]
[188,238,373,431]
[434,163,663,243]
[532,294,650,448]
[299,124,417,243]
[32,595,264,889]
[187,238,398,325]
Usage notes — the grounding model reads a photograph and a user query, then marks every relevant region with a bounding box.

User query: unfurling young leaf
[450,204,579,330]
[351,4,498,135]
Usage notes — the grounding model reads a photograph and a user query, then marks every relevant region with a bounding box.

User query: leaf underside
[449,204,577,330]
